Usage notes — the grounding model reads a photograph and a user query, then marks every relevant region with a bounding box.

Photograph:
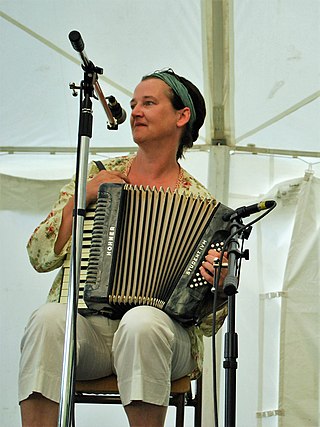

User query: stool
[75,374,202,427]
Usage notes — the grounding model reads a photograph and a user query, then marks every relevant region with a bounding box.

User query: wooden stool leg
[175,393,185,427]
[194,377,202,427]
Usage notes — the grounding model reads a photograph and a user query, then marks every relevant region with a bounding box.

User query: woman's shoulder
[101,154,135,172]
[179,168,214,200]
[88,154,135,177]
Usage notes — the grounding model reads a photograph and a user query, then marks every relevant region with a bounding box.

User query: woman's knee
[31,303,66,329]
[114,306,174,346]
[21,303,67,350]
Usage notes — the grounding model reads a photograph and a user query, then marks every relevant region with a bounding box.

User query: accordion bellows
[82,183,233,324]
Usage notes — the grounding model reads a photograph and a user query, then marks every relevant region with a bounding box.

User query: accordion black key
[82,183,233,325]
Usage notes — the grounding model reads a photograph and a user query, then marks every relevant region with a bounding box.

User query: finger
[106,170,129,182]
[205,253,221,266]
[206,250,228,266]
[202,260,215,275]
[94,170,129,184]
[86,171,128,204]
[199,265,214,285]
[207,248,224,258]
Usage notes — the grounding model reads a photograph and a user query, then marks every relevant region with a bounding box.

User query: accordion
[60,183,233,325]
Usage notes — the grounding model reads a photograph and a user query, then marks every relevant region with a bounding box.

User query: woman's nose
[131,103,143,117]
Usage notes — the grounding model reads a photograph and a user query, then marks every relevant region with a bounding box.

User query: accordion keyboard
[59,204,96,312]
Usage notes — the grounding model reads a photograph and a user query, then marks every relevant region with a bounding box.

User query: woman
[19,69,228,427]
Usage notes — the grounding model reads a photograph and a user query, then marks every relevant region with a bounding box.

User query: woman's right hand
[54,170,129,255]
[86,170,129,205]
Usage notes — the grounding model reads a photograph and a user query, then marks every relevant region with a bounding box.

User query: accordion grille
[84,184,217,314]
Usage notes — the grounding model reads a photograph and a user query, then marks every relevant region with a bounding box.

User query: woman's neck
[127,150,181,190]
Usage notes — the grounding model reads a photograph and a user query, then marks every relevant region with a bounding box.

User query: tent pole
[207,145,230,205]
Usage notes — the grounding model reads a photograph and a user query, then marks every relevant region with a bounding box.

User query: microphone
[223,200,276,221]
[69,30,85,53]
[69,30,92,69]
[106,96,127,125]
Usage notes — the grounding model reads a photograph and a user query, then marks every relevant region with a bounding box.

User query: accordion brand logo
[185,239,208,275]
[106,226,116,256]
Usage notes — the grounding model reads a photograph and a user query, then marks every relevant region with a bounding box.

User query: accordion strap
[94,160,106,171]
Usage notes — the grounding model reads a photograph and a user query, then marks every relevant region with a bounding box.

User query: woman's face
[130,78,182,147]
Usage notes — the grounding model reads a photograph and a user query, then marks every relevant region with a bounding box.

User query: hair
[141,69,206,160]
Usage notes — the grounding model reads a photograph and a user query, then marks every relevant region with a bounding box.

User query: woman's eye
[130,100,155,109]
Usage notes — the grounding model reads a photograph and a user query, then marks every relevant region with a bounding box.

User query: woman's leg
[19,303,118,427]
[20,393,58,427]
[112,306,195,427]
[124,401,167,427]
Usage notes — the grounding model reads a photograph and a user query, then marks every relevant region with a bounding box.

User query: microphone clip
[106,96,127,130]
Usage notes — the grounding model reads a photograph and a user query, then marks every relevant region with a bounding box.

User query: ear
[176,107,191,128]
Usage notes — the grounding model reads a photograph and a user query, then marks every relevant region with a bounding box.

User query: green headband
[145,71,196,129]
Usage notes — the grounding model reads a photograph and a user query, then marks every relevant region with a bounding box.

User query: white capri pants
[19,303,195,407]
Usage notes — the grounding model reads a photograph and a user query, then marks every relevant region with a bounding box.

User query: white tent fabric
[1,0,319,153]
[279,173,320,426]
[0,0,320,426]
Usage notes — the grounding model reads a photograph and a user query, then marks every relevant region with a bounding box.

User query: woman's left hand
[199,249,228,288]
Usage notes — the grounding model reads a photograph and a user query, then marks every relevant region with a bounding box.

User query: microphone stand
[58,31,119,427]
[211,202,275,426]
[58,59,95,427]
[222,218,250,427]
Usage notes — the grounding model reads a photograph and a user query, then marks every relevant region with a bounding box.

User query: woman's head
[141,69,206,160]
